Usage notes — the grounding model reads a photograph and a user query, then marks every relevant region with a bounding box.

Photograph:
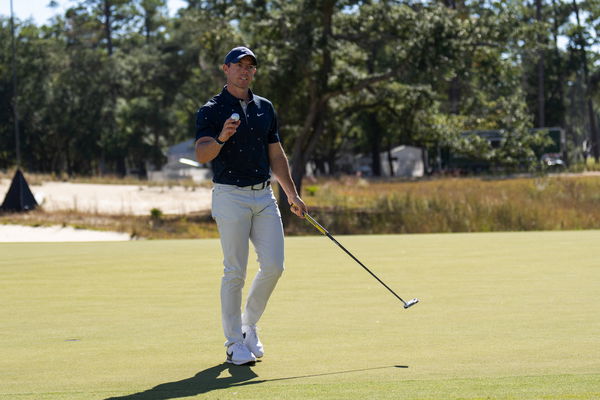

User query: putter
[302,212,419,309]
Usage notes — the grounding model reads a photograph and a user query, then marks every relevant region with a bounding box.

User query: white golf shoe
[242,325,264,358]
[225,342,256,366]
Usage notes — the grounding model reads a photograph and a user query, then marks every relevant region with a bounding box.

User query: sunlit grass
[290,175,600,234]
[2,232,599,399]
[3,172,600,238]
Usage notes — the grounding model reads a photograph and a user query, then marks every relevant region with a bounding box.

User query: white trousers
[211,183,285,347]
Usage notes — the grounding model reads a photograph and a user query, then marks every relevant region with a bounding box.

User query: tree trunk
[444,0,461,115]
[572,0,600,161]
[9,2,20,168]
[365,48,382,176]
[551,0,568,162]
[443,0,456,8]
[536,0,545,128]
[586,99,599,161]
[281,1,335,224]
[369,113,382,176]
[371,139,382,176]
[449,77,461,114]
[386,141,395,177]
[290,93,323,192]
[281,0,404,221]
[551,0,566,127]
[103,0,113,56]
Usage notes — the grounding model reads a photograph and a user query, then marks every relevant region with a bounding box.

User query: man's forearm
[270,154,299,200]
[195,138,222,164]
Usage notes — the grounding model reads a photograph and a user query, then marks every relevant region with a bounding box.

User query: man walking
[195,46,307,365]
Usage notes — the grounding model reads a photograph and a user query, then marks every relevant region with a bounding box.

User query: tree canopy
[1,0,599,183]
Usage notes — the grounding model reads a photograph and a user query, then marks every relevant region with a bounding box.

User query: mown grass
[1,231,599,399]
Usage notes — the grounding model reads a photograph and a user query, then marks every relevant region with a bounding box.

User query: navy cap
[223,46,257,66]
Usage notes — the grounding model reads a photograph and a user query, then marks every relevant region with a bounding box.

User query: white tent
[380,145,425,177]
[353,145,425,178]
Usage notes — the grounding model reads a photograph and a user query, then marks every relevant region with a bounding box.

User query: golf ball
[230,113,240,121]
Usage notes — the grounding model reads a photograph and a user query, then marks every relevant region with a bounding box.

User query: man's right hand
[217,117,241,143]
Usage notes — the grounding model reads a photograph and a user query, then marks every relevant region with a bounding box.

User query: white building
[381,145,425,177]
[354,145,425,178]
[148,139,212,183]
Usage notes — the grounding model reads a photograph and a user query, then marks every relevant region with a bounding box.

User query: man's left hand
[289,196,307,218]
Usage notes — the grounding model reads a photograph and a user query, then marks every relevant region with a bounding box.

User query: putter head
[403,298,419,309]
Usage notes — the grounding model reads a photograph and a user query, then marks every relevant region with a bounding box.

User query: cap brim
[236,54,257,65]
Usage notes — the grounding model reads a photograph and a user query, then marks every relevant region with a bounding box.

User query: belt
[238,180,270,190]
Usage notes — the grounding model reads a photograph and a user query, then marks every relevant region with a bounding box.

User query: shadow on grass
[104,363,259,400]
[257,365,409,383]
[105,364,408,400]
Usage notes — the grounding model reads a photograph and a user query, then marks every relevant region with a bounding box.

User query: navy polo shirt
[195,86,280,186]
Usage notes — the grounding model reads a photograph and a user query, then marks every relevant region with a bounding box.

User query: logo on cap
[224,47,257,66]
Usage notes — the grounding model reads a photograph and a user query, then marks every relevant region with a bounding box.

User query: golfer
[195,46,307,365]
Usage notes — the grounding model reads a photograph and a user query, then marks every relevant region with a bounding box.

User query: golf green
[1,230,599,399]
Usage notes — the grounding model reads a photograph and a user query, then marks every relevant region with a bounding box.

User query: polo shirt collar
[221,85,256,105]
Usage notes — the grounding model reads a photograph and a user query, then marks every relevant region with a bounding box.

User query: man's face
[223,56,257,90]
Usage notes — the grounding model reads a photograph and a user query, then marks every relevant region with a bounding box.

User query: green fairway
[1,231,599,399]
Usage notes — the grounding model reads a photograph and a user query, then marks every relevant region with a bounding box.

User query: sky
[0,0,591,55]
[0,0,187,25]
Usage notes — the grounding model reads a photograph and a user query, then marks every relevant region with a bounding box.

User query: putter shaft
[303,212,418,309]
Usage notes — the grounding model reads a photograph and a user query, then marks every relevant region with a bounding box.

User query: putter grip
[304,213,329,235]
